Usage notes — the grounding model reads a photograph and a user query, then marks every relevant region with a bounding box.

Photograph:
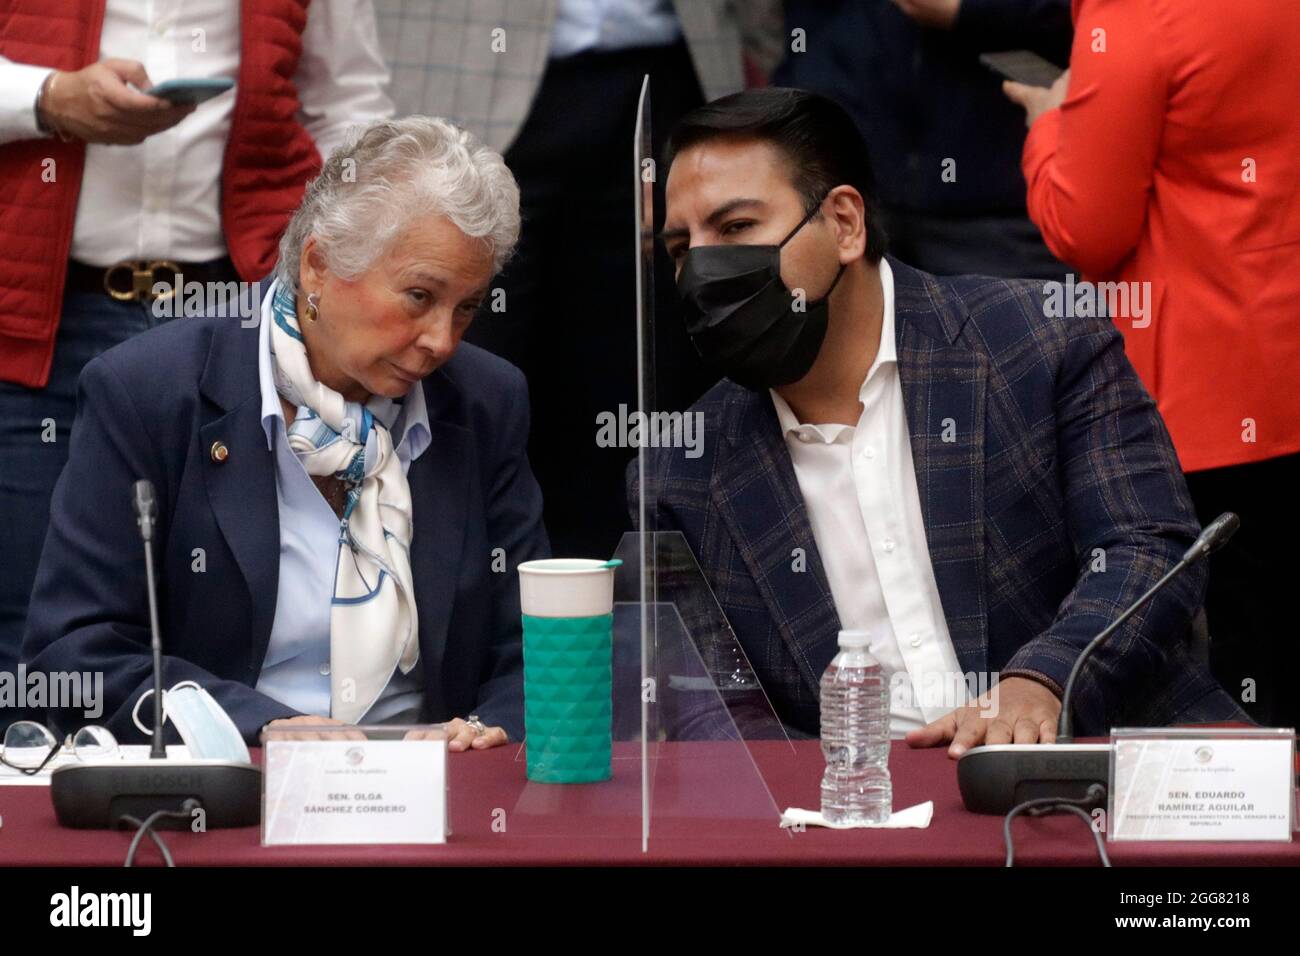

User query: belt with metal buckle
[65,257,238,303]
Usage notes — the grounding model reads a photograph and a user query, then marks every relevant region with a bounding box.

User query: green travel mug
[518,559,617,783]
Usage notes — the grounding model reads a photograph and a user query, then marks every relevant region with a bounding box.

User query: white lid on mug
[518,559,617,618]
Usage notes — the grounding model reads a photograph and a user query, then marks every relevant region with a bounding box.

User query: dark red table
[1,741,1296,865]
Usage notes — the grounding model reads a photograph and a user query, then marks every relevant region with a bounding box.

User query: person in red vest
[1004,0,1300,729]
[0,0,392,708]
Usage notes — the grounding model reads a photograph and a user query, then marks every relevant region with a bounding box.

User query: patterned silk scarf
[267,279,420,723]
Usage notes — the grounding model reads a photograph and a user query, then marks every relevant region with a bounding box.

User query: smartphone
[979,51,1064,89]
[145,77,235,105]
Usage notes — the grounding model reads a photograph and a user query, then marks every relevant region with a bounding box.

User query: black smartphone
[979,51,1064,88]
[146,77,235,105]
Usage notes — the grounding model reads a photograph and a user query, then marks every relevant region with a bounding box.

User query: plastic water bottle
[820,629,892,824]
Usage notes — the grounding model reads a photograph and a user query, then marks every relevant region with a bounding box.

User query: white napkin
[780,800,933,830]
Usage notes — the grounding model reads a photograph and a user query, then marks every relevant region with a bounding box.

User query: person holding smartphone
[0,1,393,731]
[772,0,1074,281]
[1005,0,1300,730]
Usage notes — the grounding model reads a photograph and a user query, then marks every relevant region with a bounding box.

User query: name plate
[1109,727,1295,842]
[260,726,448,846]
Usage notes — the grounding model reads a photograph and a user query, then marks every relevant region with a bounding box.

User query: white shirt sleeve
[294,0,394,162]
[0,56,54,145]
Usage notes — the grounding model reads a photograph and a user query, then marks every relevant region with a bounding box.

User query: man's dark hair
[664,87,888,263]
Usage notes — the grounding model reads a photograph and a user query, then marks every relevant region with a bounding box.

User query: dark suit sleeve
[953,0,1073,62]
[999,313,1205,733]
[471,366,549,740]
[21,355,301,744]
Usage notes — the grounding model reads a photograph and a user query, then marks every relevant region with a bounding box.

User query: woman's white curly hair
[276,115,521,292]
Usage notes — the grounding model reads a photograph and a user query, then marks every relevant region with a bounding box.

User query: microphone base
[957,743,1110,814]
[50,760,261,829]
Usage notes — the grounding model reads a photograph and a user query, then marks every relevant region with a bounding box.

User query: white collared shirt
[770,259,967,736]
[0,0,392,264]
[549,0,683,58]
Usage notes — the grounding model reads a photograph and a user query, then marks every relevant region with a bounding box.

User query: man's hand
[40,59,195,145]
[1003,69,1071,128]
[891,0,961,30]
[412,717,509,752]
[905,676,1062,758]
[263,715,367,741]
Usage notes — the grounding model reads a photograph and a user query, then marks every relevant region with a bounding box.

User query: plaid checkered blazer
[371,0,784,152]
[636,257,1246,738]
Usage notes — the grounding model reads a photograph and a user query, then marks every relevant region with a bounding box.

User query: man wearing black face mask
[634,88,1245,753]
[676,199,844,389]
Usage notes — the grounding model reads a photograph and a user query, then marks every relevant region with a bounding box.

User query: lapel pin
[210,440,229,464]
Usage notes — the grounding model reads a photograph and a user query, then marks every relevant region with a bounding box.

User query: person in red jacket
[1004,0,1300,729]
[0,0,392,715]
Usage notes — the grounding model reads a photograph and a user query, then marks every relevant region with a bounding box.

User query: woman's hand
[1003,69,1071,128]
[406,718,508,751]
[263,715,367,741]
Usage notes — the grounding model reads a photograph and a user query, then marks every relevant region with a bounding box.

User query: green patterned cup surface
[522,613,612,783]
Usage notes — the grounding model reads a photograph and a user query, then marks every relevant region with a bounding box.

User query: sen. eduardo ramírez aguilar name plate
[1109,727,1294,842]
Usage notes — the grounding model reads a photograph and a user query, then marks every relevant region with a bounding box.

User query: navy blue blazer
[634,257,1246,738]
[22,310,548,743]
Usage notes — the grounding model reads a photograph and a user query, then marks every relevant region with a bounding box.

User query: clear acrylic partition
[634,73,656,851]
[614,532,792,848]
[629,76,789,849]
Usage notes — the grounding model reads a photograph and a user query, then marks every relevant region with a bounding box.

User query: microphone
[132,479,156,541]
[1179,511,1240,563]
[958,513,1240,814]
[49,480,262,830]
[1056,512,1239,743]
[132,481,166,760]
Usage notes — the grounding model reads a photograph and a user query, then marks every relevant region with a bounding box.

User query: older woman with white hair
[21,116,549,751]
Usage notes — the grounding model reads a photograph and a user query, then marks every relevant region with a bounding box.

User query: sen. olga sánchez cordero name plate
[260,725,449,846]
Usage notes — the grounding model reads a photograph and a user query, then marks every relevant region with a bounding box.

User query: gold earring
[305,293,319,322]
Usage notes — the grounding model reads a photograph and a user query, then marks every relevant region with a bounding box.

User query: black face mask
[676,203,846,390]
